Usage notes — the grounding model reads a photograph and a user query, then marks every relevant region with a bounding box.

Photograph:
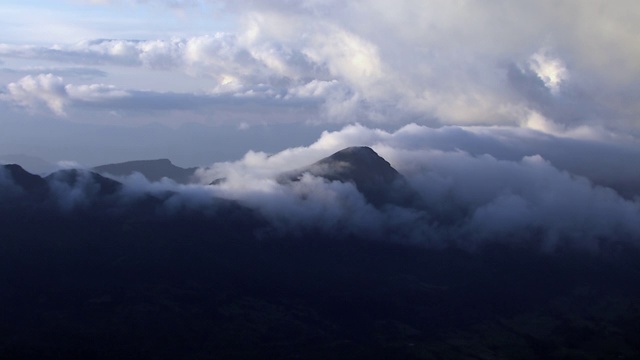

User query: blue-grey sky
[1,1,640,167]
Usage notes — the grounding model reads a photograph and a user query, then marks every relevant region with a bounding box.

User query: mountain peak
[280,146,415,207]
[329,146,377,155]
[315,146,399,183]
[1,164,49,196]
[326,146,380,160]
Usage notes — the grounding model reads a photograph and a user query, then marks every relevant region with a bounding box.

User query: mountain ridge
[4,147,420,210]
[93,158,198,184]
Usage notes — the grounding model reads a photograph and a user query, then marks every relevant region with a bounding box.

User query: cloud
[0,36,318,90]
[3,121,640,251]
[3,1,640,131]
[210,0,640,130]
[4,74,69,115]
[46,171,101,211]
[78,0,205,7]
[56,160,83,169]
[1,74,129,115]
[528,50,568,94]
[187,123,640,250]
[0,73,328,120]
[0,67,107,79]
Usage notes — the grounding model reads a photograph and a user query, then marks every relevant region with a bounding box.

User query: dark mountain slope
[1,164,49,195]
[0,164,51,208]
[93,159,197,184]
[46,169,123,197]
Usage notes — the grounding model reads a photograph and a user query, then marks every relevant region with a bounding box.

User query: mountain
[0,154,56,175]
[1,164,123,200]
[209,177,227,186]
[93,159,198,184]
[46,169,123,197]
[0,164,50,203]
[0,165,121,213]
[279,146,417,207]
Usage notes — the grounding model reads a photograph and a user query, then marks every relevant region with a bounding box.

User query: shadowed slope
[46,169,123,197]
[0,164,50,205]
[1,164,49,194]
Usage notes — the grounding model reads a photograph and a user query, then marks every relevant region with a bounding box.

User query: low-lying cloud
[192,123,640,251]
[4,123,638,253]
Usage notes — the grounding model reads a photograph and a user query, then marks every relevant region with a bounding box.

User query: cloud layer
[189,123,640,251]
[5,123,636,252]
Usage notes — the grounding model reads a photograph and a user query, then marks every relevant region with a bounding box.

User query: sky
[1,1,640,167]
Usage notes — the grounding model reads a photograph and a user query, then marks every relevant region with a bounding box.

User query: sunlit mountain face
[2,1,640,358]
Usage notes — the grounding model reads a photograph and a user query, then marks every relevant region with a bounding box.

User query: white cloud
[529,50,568,94]
[3,120,640,250]
[221,0,640,129]
[1,74,130,114]
[55,160,83,169]
[0,72,329,119]
[188,122,640,249]
[2,1,640,133]
[4,74,69,115]
[66,83,129,102]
